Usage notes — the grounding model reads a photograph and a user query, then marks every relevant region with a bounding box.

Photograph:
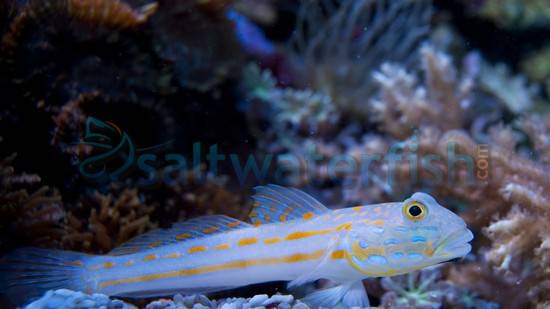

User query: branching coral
[369,42,550,307]
[479,62,538,114]
[518,114,550,164]
[288,0,432,119]
[370,45,474,139]
[62,187,156,253]
[0,148,65,253]
[380,268,446,308]
[141,169,248,226]
[243,63,340,149]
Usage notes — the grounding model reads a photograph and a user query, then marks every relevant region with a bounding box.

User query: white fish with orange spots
[0,185,473,308]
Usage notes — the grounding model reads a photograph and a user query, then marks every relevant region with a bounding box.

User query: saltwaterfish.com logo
[77,117,490,188]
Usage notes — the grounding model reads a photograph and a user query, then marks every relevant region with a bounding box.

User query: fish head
[343,192,473,276]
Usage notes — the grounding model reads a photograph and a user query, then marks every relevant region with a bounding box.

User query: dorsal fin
[249,185,329,225]
[108,215,250,255]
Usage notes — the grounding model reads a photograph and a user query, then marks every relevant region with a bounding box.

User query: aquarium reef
[0,0,549,308]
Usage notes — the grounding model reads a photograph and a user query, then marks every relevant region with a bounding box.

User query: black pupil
[409,205,422,217]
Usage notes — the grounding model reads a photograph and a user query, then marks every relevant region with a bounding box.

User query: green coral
[477,0,550,28]
[381,269,446,308]
[521,46,550,82]
[242,63,339,138]
[242,63,278,101]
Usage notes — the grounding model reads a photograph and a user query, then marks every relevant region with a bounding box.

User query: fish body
[1,185,473,308]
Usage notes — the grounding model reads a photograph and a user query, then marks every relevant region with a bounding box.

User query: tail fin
[0,248,89,306]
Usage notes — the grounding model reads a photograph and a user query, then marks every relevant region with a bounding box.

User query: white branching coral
[518,114,550,164]
[370,45,474,139]
[479,62,538,113]
[243,63,339,143]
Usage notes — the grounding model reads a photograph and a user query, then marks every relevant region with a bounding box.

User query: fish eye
[403,201,427,221]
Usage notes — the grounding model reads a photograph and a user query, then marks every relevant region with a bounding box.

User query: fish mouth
[433,227,474,259]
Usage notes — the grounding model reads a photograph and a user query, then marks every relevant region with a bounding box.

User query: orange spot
[188,246,207,254]
[252,201,261,208]
[148,241,162,248]
[124,260,135,266]
[227,221,241,228]
[163,253,181,259]
[374,207,382,214]
[337,222,352,230]
[331,250,345,259]
[143,254,158,262]
[176,233,192,240]
[279,207,294,222]
[253,221,262,227]
[286,227,334,240]
[371,219,384,226]
[264,214,272,221]
[302,212,314,220]
[352,206,362,212]
[238,237,258,246]
[103,262,114,269]
[215,243,230,250]
[264,237,282,244]
[65,260,83,266]
[424,241,434,257]
[203,226,219,234]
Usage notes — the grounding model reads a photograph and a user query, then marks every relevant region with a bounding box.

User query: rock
[25,289,136,309]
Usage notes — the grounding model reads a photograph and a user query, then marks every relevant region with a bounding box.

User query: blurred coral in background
[0,0,549,307]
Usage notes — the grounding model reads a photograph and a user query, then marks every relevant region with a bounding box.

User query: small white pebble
[248,294,269,307]
[263,295,294,306]
[291,301,311,309]
[173,293,185,304]
[220,303,239,309]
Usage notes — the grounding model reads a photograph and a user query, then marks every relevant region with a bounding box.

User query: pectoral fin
[301,281,370,308]
[288,236,340,288]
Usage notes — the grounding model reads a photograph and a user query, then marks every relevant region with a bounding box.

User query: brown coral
[2,0,157,46]
[66,0,158,28]
[370,43,550,306]
[51,91,100,157]
[62,187,156,253]
[370,45,473,139]
[143,169,248,226]
[0,149,66,253]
